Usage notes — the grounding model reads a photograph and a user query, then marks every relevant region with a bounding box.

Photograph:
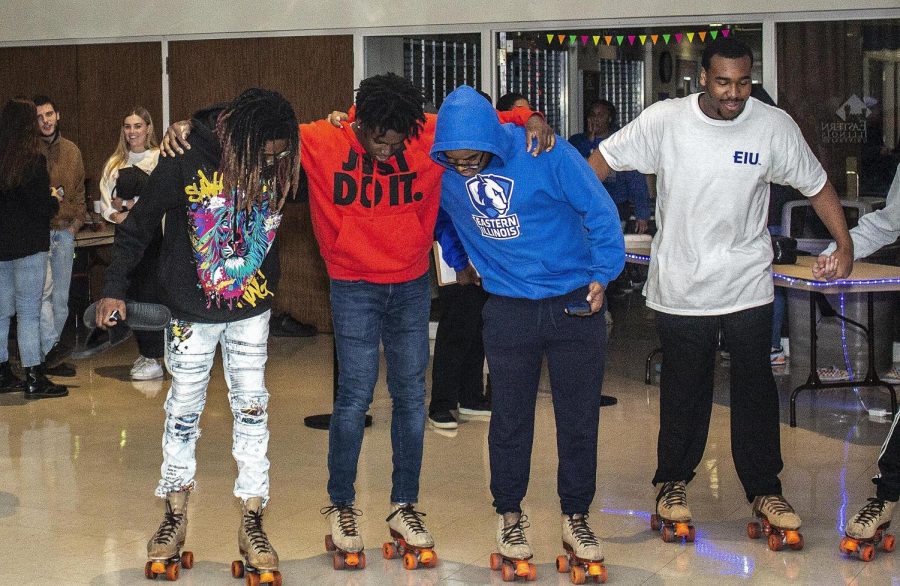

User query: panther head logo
[466,175,514,219]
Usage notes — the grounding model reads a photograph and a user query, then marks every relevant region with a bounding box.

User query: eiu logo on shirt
[733,151,760,165]
[465,174,520,240]
[333,148,422,207]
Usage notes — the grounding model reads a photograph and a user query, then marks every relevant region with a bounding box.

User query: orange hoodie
[300,108,535,284]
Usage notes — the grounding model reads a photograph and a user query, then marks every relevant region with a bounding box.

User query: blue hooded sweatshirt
[431,86,625,299]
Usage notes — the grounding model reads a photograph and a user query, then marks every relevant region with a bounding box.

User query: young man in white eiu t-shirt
[590,37,854,544]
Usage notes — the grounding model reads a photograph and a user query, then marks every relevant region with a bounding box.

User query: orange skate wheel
[860,543,876,562]
[571,564,587,584]
[839,536,858,555]
[747,522,761,539]
[420,549,436,566]
[489,552,503,571]
[246,572,260,586]
[332,552,345,570]
[767,533,783,551]
[556,554,570,573]
[788,533,804,551]
[358,551,367,569]
[501,562,516,582]
[165,562,179,581]
[596,564,609,583]
[272,571,283,586]
[324,534,335,552]
[144,561,155,579]
[883,534,895,552]
[650,514,661,531]
[232,560,245,578]
[403,552,418,570]
[382,542,397,559]
[661,525,674,543]
[687,525,696,543]
[180,551,194,569]
[527,562,537,581]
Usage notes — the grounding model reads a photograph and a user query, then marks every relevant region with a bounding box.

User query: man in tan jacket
[34,95,85,376]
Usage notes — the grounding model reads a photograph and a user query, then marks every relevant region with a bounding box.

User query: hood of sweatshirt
[430,85,514,169]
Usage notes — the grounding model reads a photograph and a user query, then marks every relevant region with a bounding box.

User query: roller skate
[556,513,607,584]
[747,494,803,551]
[322,504,366,570]
[650,481,695,543]
[382,503,437,569]
[489,512,537,582]
[145,491,193,581]
[231,497,281,585]
[840,498,895,561]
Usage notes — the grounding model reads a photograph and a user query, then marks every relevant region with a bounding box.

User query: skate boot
[231,497,281,585]
[322,504,366,570]
[840,498,896,561]
[651,481,695,543]
[557,513,608,584]
[489,512,536,582]
[748,494,803,551]
[145,491,193,581]
[382,503,437,569]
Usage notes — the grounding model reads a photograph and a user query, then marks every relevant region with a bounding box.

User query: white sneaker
[132,356,164,380]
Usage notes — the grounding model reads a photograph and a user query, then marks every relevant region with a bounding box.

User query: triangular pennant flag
[547,33,554,44]
[722,29,730,37]
[605,35,613,45]
[580,35,588,45]
[627,35,635,45]
[698,31,707,42]
[675,33,683,43]
[569,35,576,45]
[639,35,647,45]
[651,34,659,44]
[593,35,601,45]
[687,32,694,43]
[709,30,718,40]
[662,34,671,44]
[558,34,566,44]
[616,35,624,45]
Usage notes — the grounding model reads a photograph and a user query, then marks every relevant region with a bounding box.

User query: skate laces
[320,505,362,537]
[386,505,428,535]
[152,501,183,545]
[854,498,887,528]
[658,481,687,509]
[243,508,273,554]
[500,514,531,546]
[567,514,599,546]
[756,494,794,516]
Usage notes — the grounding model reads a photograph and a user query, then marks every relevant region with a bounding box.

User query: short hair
[355,73,426,140]
[32,95,57,112]
[476,89,493,105]
[496,92,527,112]
[586,99,617,128]
[701,37,754,70]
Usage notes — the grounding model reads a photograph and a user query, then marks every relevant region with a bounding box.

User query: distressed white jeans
[156,310,271,504]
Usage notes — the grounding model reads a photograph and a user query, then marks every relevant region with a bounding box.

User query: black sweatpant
[429,283,489,414]
[875,412,900,501]
[125,226,164,360]
[653,303,783,502]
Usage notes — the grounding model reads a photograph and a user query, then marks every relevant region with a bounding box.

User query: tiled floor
[1,295,897,585]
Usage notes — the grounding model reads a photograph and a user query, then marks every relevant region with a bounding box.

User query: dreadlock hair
[215,88,299,212]
[0,98,42,191]
[355,73,426,140]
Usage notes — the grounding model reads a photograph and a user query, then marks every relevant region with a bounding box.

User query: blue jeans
[40,229,75,354]
[327,273,431,506]
[0,252,49,367]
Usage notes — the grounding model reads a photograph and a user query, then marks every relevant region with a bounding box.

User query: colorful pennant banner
[544,28,733,46]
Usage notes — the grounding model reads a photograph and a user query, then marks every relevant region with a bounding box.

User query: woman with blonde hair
[99,106,164,381]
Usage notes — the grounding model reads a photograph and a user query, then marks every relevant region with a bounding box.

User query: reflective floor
[1,294,897,585]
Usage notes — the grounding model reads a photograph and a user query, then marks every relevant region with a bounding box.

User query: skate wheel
[556,554,570,573]
[883,534,895,552]
[661,525,674,543]
[840,536,858,555]
[358,551,367,569]
[181,550,194,569]
[246,572,260,586]
[403,552,418,570]
[767,533,783,551]
[272,571,283,586]
[860,543,876,562]
[650,514,661,531]
[788,533,804,551]
[527,562,537,581]
[747,521,761,539]
[687,525,696,543]
[332,552,345,570]
[596,564,608,583]
[571,564,587,585]
[489,552,503,571]
[324,534,335,552]
[232,560,245,578]
[382,542,397,559]
[420,549,437,567]
[501,562,516,582]
[144,561,156,580]
[165,562,179,581]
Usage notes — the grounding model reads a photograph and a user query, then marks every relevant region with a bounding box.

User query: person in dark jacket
[0,97,67,400]
[95,89,298,580]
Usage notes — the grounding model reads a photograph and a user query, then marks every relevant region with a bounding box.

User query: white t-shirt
[599,94,827,316]
[99,149,160,223]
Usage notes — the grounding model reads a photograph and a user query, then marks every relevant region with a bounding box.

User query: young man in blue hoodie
[431,85,625,569]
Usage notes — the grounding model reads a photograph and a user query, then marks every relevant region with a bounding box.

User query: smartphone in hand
[564,301,593,317]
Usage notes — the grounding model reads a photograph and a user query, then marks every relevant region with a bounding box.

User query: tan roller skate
[145,491,194,581]
[489,512,536,582]
[840,498,895,561]
[231,497,281,585]
[556,513,607,584]
[650,481,695,543]
[322,504,366,570]
[748,494,803,551]
[382,503,437,569]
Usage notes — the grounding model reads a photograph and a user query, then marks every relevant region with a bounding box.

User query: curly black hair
[355,73,426,140]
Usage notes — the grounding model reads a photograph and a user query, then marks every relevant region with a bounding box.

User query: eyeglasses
[441,151,487,171]
[263,149,292,168]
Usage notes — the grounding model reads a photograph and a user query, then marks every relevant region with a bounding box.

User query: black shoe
[45,362,76,377]
[599,394,618,407]
[428,411,458,430]
[458,399,492,417]
[24,365,68,399]
[0,361,25,393]
[269,313,318,337]
[43,343,72,368]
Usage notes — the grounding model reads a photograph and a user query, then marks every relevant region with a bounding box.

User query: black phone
[564,301,593,317]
